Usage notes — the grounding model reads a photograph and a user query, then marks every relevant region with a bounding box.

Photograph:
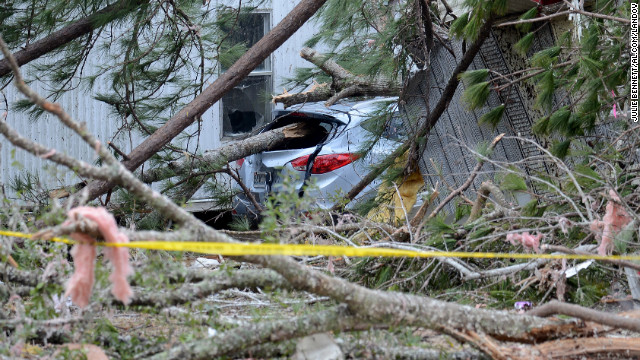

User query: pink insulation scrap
[66,207,133,307]
[589,190,632,256]
[506,232,542,253]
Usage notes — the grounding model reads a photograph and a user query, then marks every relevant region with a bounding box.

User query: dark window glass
[222,75,272,136]
[220,12,269,71]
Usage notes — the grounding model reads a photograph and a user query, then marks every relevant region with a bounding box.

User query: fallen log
[527,337,640,359]
[528,300,640,334]
[272,47,402,107]
[140,122,312,183]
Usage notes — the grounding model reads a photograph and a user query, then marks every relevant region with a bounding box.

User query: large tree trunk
[82,0,329,201]
[0,0,146,77]
[141,123,313,184]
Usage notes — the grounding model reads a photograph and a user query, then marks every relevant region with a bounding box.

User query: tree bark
[528,300,640,333]
[122,269,290,307]
[0,0,146,77]
[150,306,358,360]
[82,0,329,201]
[141,123,312,183]
[272,47,402,107]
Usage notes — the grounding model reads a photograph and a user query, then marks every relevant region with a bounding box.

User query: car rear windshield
[262,112,343,151]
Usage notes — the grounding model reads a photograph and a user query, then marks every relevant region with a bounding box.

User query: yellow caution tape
[1,229,640,261]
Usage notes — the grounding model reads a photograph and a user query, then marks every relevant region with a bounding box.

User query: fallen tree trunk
[272,47,402,107]
[0,0,146,77]
[149,306,359,360]
[141,123,312,183]
[81,0,329,201]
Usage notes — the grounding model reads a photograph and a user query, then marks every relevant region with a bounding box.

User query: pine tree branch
[528,300,640,333]
[273,47,402,107]
[3,12,615,351]
[0,0,147,77]
[467,181,510,223]
[149,306,359,360]
[123,269,290,307]
[271,82,333,107]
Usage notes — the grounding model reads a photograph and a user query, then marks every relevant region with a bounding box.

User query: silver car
[232,97,407,222]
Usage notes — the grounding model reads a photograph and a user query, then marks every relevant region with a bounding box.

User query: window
[221,12,272,137]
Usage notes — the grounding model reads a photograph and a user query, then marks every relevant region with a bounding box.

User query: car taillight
[290,153,360,174]
[236,158,245,167]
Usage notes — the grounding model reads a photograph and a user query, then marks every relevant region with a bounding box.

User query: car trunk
[250,111,345,199]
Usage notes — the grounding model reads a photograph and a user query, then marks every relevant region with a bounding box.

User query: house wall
[407,23,565,213]
[0,0,321,208]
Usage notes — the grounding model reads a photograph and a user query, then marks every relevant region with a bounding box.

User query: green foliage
[454,200,471,222]
[229,215,252,231]
[548,106,572,135]
[294,0,409,91]
[580,56,604,77]
[521,4,630,145]
[491,0,508,16]
[614,223,635,254]
[423,215,454,235]
[571,164,602,190]
[551,139,571,159]
[516,7,538,33]
[461,81,490,110]
[514,32,534,56]
[474,139,495,159]
[530,46,561,68]
[534,71,554,111]
[498,173,527,192]
[521,199,547,217]
[8,172,50,208]
[532,116,550,136]
[478,104,505,128]
[449,13,469,37]
[259,172,321,243]
[459,69,489,87]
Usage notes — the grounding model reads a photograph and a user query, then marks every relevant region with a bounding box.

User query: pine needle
[478,104,505,128]
[551,139,571,159]
[459,69,489,86]
[535,71,554,111]
[516,7,538,33]
[462,82,490,110]
[449,13,469,37]
[548,106,572,134]
[514,33,534,56]
[531,46,561,68]
[532,116,550,136]
[492,0,508,16]
[580,56,604,76]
